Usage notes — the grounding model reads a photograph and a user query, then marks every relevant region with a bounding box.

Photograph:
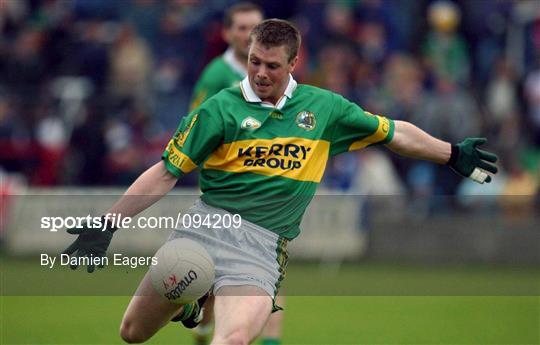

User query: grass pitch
[1,259,538,344]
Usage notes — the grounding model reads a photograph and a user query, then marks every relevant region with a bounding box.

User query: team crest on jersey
[295,111,316,131]
[241,116,261,130]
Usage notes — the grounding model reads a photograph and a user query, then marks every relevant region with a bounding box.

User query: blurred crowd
[1,0,539,201]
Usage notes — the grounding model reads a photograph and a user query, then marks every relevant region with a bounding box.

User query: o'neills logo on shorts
[164,270,198,300]
[238,143,311,170]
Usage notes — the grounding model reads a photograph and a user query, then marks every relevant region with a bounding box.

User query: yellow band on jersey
[348,115,391,151]
[204,137,330,183]
[165,139,197,173]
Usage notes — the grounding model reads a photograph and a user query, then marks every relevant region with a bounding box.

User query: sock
[261,338,281,345]
[171,303,195,322]
[193,324,213,336]
[193,324,213,345]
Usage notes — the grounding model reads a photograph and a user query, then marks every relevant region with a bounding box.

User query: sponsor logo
[295,111,316,131]
[241,116,261,130]
[166,141,193,172]
[204,138,330,182]
[164,269,198,300]
[238,143,311,171]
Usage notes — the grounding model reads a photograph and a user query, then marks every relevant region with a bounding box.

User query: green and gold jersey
[190,48,246,110]
[164,76,394,240]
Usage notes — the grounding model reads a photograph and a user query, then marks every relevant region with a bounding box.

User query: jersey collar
[240,74,297,110]
[223,48,247,77]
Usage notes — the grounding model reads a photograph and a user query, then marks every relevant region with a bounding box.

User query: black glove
[447,138,498,184]
[62,216,117,273]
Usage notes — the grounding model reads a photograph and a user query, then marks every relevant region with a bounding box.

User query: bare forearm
[106,161,178,218]
[386,120,451,164]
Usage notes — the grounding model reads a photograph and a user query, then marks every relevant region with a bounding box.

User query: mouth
[255,81,271,91]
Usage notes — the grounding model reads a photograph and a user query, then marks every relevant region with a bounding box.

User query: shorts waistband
[192,199,286,244]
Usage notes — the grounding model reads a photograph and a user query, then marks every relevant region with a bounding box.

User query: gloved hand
[447,138,498,184]
[62,216,117,273]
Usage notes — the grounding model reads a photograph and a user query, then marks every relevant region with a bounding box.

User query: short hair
[223,2,263,29]
[249,19,301,62]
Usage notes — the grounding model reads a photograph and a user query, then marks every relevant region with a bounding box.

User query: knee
[213,330,250,345]
[119,319,150,344]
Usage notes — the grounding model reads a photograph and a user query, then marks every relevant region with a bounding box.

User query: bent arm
[385,120,451,164]
[106,160,178,219]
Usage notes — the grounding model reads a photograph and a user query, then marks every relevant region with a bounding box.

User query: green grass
[1,296,538,344]
[1,259,539,344]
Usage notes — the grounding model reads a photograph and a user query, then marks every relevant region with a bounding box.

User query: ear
[288,55,299,73]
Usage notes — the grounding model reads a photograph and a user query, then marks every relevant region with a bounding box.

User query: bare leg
[193,295,215,344]
[211,285,273,345]
[119,271,184,343]
[260,295,285,341]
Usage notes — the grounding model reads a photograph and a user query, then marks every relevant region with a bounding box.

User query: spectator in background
[423,0,470,85]
[2,27,47,97]
[108,23,153,105]
[0,95,32,176]
[0,0,537,195]
[75,20,110,95]
[485,57,520,159]
[124,0,164,45]
[460,0,512,86]
[309,43,356,98]
[354,0,416,52]
[356,20,388,68]
[423,75,481,195]
[104,102,164,186]
[321,2,356,47]
[524,60,540,145]
[67,101,107,185]
[33,103,68,185]
[152,57,186,130]
[0,0,28,40]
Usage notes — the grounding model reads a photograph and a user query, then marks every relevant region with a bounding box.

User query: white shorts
[167,199,288,305]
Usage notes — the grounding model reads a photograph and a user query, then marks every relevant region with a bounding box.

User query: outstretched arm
[107,160,178,219]
[386,120,498,183]
[386,120,451,164]
[62,161,178,272]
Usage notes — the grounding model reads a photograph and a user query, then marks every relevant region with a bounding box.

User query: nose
[256,65,268,80]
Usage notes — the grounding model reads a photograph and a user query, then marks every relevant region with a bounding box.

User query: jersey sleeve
[162,105,223,178]
[329,94,394,156]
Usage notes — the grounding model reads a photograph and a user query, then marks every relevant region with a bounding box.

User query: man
[190,3,263,110]
[63,19,498,345]
[189,4,285,345]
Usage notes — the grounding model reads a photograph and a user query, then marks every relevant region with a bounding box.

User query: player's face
[225,11,263,59]
[248,42,298,104]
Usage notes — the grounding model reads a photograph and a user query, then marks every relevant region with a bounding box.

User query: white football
[150,238,215,304]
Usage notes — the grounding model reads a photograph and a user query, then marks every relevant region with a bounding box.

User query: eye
[250,60,260,66]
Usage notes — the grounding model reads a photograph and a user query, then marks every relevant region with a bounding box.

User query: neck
[261,96,279,105]
[261,83,288,106]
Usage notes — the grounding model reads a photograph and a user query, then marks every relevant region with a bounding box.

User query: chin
[255,91,267,99]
